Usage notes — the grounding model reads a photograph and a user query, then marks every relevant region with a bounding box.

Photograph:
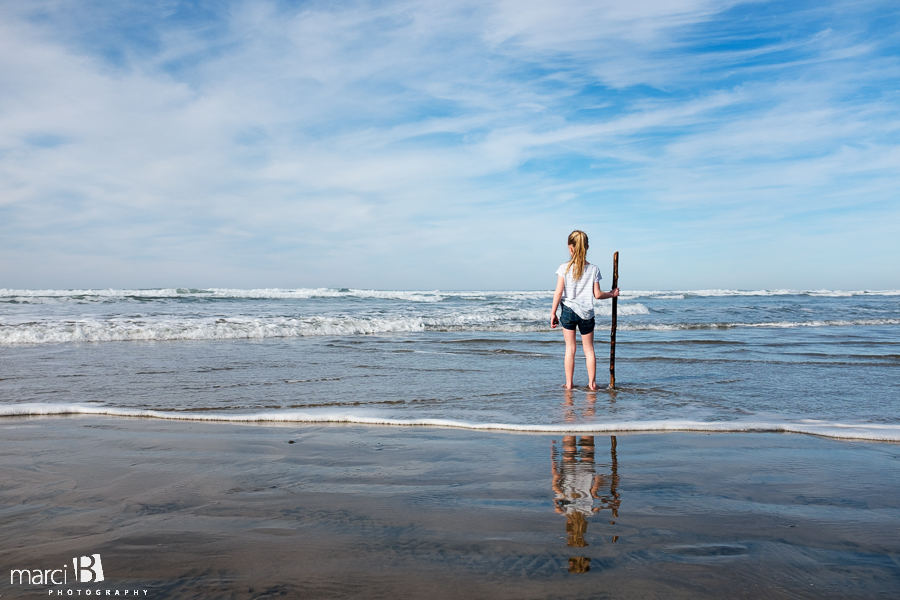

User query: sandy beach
[2,416,898,599]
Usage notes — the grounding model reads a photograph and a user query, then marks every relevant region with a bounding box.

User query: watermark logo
[9,555,102,586]
[9,554,103,585]
[75,555,104,584]
[8,554,147,595]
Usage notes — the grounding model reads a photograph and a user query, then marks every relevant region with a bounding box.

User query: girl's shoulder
[581,262,600,280]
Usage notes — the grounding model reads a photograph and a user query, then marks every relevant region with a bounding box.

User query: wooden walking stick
[609,251,619,389]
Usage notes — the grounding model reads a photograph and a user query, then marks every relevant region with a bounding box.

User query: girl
[550,230,619,390]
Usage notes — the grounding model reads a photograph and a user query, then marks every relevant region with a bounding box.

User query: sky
[0,0,898,291]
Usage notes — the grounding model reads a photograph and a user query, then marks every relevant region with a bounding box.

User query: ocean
[1,288,898,441]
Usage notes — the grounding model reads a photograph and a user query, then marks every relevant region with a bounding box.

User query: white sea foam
[623,289,900,299]
[0,288,448,302]
[2,404,898,442]
[623,293,685,300]
[3,288,899,302]
[618,318,900,331]
[0,304,651,344]
[0,288,552,303]
[0,316,427,344]
[2,311,895,345]
[594,303,650,316]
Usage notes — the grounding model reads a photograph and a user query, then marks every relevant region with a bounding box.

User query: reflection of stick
[609,252,619,388]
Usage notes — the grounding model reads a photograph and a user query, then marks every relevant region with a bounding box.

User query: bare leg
[561,388,576,421]
[563,328,577,389]
[582,331,597,390]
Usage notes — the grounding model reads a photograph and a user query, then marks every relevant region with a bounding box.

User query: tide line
[1,404,899,442]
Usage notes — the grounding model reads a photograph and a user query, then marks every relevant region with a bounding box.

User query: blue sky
[1,0,898,290]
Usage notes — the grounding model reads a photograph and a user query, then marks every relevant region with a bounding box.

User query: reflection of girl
[551,436,622,550]
[550,231,619,390]
[551,436,600,547]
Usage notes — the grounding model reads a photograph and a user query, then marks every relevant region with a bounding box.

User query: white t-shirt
[556,467,597,516]
[556,262,602,319]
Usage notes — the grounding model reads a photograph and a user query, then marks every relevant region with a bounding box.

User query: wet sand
[1,417,899,599]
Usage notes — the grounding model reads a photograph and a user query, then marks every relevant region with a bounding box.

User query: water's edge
[4,404,898,442]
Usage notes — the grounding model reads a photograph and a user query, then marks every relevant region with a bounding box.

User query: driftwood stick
[609,251,619,389]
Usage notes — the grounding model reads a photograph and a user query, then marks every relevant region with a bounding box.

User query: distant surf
[3,286,900,345]
[0,306,657,345]
[3,314,898,345]
[2,287,899,301]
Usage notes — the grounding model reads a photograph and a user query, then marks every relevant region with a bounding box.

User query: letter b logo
[74,554,104,583]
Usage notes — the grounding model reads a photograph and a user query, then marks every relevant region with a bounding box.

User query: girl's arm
[594,281,620,300]
[550,275,565,328]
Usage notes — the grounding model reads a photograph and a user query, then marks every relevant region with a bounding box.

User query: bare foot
[588,382,599,391]
[563,383,574,390]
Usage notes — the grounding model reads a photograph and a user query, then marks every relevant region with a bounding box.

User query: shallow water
[1,288,898,440]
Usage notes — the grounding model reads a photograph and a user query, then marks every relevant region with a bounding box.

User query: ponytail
[565,230,589,280]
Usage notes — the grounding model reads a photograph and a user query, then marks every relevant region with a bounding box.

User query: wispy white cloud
[0,0,898,289]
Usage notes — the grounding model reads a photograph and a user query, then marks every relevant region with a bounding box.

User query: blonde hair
[565,230,589,280]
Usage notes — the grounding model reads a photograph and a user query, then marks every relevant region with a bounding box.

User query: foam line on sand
[2,404,899,442]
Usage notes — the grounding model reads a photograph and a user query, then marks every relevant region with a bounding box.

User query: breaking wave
[2,311,897,345]
[0,305,651,344]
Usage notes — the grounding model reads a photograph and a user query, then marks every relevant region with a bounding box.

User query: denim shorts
[559,304,595,335]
